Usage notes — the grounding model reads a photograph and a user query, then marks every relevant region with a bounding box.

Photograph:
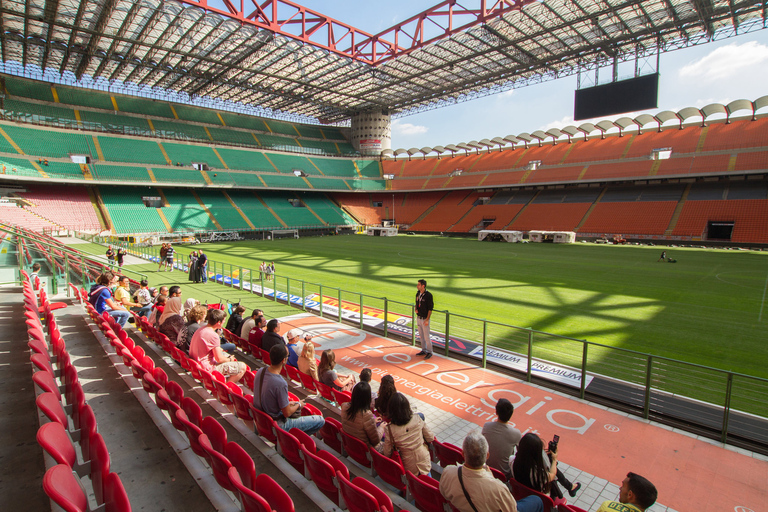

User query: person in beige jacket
[382,392,434,476]
[341,382,384,451]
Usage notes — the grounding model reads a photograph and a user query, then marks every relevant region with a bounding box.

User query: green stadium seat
[260,173,311,189]
[79,110,151,134]
[195,190,251,230]
[98,136,169,165]
[227,191,283,228]
[5,76,55,101]
[90,164,151,183]
[55,85,115,110]
[152,119,211,141]
[161,189,217,231]
[263,153,317,174]
[294,124,324,139]
[150,166,207,185]
[263,119,299,137]
[218,112,269,132]
[215,148,275,172]
[3,99,77,124]
[307,157,356,177]
[162,142,221,169]
[1,125,92,158]
[355,160,381,178]
[260,191,324,225]
[113,95,175,118]
[0,157,46,178]
[99,186,169,233]
[172,104,221,125]
[208,127,259,147]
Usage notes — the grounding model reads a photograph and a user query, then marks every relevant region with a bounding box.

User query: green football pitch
[79,235,768,400]
[127,235,768,379]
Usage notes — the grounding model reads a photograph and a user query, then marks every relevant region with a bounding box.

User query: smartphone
[553,434,560,444]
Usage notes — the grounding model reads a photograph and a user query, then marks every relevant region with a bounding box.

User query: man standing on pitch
[415,279,434,359]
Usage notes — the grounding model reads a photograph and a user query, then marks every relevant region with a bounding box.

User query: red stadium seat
[290,427,317,454]
[36,422,89,477]
[201,416,228,454]
[301,446,347,506]
[432,439,464,467]
[406,471,450,512]
[338,472,388,512]
[199,434,235,491]
[370,447,407,496]
[298,372,317,393]
[42,464,88,512]
[226,442,257,491]
[181,397,203,428]
[32,370,62,401]
[231,392,255,428]
[316,417,342,454]
[252,407,278,443]
[315,381,336,404]
[341,431,372,470]
[354,476,394,512]
[176,409,206,458]
[103,472,131,512]
[36,392,68,428]
[275,427,306,474]
[509,476,559,510]
[332,388,352,406]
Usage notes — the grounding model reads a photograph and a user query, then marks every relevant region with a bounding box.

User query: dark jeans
[550,468,573,500]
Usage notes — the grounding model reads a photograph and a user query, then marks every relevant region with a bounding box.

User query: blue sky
[214,1,768,149]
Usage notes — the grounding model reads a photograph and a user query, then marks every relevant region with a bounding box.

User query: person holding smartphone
[512,433,581,500]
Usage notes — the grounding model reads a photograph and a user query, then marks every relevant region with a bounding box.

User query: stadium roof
[1,0,766,123]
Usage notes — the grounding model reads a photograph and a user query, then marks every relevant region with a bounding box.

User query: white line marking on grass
[715,271,763,288]
[759,272,768,323]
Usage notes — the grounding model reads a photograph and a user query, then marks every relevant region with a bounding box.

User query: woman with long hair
[382,392,434,476]
[318,349,355,391]
[341,382,383,451]
[512,433,580,499]
[374,375,396,420]
[298,341,319,381]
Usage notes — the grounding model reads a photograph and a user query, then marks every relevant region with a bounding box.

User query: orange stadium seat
[510,203,592,232]
[672,199,768,243]
[580,202,678,235]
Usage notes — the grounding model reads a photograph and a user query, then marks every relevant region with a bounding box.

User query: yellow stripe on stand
[29,160,49,178]
[156,142,172,165]
[111,96,119,111]
[217,112,226,126]
[92,136,106,161]
[0,126,26,154]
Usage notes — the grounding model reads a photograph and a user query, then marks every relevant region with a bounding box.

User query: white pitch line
[759,272,768,323]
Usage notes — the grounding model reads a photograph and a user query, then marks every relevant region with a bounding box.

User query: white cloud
[392,119,428,136]
[679,41,768,82]
[538,116,574,132]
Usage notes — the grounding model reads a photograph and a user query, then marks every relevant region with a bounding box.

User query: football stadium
[1,0,767,511]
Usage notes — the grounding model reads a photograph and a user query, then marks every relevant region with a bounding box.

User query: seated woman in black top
[512,433,580,500]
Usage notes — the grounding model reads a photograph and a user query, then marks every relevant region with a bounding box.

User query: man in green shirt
[597,472,657,512]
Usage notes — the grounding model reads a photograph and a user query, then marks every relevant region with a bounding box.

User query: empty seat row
[23,275,131,511]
